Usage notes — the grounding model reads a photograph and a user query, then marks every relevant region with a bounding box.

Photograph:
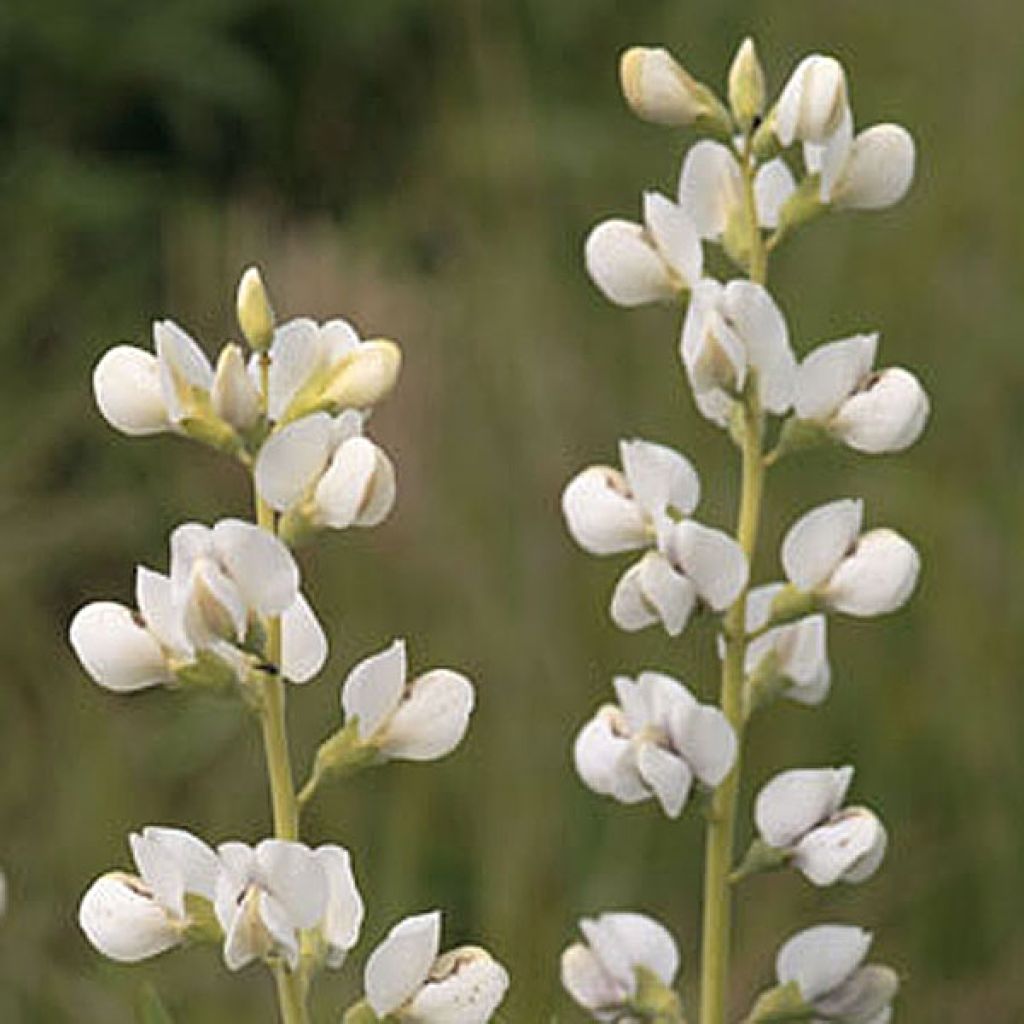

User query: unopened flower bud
[619,47,731,135]
[236,266,275,352]
[775,54,848,146]
[728,37,765,131]
[211,343,262,432]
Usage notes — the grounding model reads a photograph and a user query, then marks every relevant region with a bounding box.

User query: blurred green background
[0,0,1021,1020]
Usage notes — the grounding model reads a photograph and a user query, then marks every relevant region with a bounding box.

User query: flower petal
[776,924,872,1002]
[281,593,328,684]
[404,946,510,1024]
[794,334,878,423]
[212,518,300,616]
[755,766,854,848]
[135,567,189,654]
[669,703,737,787]
[562,466,648,555]
[666,520,749,611]
[833,124,915,210]
[781,499,863,592]
[313,436,396,529]
[754,159,797,229]
[69,602,170,692]
[256,839,327,930]
[832,367,930,454]
[254,413,334,512]
[636,742,693,818]
[816,964,899,1021]
[365,911,442,1017]
[93,346,170,436]
[584,219,677,307]
[154,320,214,422]
[619,439,700,521]
[573,707,648,804]
[721,280,796,416]
[561,942,623,1012]
[678,140,743,240]
[341,639,407,740]
[643,191,702,288]
[793,809,886,886]
[776,55,848,146]
[378,669,475,761]
[824,528,920,616]
[315,845,365,968]
[79,872,181,963]
[266,318,327,421]
[611,552,697,637]
[135,826,219,904]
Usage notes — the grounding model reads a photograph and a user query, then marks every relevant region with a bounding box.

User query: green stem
[273,963,310,1024]
[698,143,769,1024]
[254,353,305,1022]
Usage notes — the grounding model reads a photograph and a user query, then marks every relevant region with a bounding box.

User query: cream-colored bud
[728,38,765,131]
[211,344,261,431]
[619,47,730,135]
[321,340,402,412]
[236,266,275,352]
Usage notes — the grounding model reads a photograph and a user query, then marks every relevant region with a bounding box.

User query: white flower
[755,767,887,886]
[92,320,213,437]
[79,827,219,963]
[214,839,327,971]
[680,279,797,426]
[365,911,509,1023]
[776,924,899,1023]
[574,672,736,818]
[316,845,365,969]
[805,109,916,211]
[744,583,830,706]
[584,192,702,307]
[794,334,929,453]
[618,47,714,127]
[259,317,400,424]
[561,911,680,1021]
[775,55,848,146]
[781,499,920,617]
[562,439,747,636]
[254,410,396,531]
[70,523,326,692]
[341,640,475,762]
[678,141,795,240]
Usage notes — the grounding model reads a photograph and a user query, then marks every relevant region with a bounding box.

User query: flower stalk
[699,148,768,1024]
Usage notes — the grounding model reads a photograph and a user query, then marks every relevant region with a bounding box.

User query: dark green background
[0,1,1021,1020]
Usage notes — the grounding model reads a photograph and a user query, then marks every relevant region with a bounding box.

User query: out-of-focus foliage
[0,0,1022,1020]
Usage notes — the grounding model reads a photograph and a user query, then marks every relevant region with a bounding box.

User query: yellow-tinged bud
[728,37,766,132]
[211,343,261,432]
[236,266,275,352]
[619,47,732,137]
[322,339,402,411]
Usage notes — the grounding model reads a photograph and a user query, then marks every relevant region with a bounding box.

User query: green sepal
[279,502,319,547]
[742,651,790,720]
[775,175,826,241]
[136,983,175,1024]
[770,417,834,464]
[751,111,782,161]
[315,719,378,778]
[342,1000,382,1024]
[742,982,816,1023]
[722,202,759,274]
[693,89,735,142]
[175,387,244,456]
[766,586,820,628]
[182,894,223,944]
[171,650,240,693]
[729,838,791,884]
[632,965,687,1022]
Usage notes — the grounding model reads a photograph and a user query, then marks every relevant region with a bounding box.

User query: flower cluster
[560,38,921,1024]
[71,270,508,1023]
